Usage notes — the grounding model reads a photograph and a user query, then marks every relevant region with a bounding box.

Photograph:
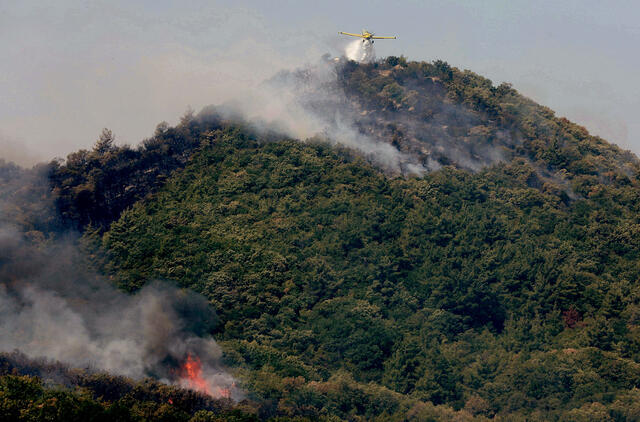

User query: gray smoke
[212,57,427,175]
[0,169,240,399]
[0,132,43,167]
[204,49,524,175]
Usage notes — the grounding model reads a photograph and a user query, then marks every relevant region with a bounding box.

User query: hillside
[97,129,640,420]
[3,58,640,421]
[48,58,639,233]
[271,57,638,179]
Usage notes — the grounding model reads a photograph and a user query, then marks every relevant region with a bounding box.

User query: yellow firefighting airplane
[339,29,397,43]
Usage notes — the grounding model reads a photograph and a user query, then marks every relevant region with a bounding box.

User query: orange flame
[179,354,212,396]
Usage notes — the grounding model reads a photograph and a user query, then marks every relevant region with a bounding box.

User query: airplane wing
[339,32,365,38]
[371,36,397,39]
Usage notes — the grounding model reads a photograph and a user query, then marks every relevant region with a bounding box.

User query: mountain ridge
[45,57,640,235]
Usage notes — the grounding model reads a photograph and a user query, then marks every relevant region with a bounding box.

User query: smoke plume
[0,175,240,400]
[208,54,427,175]
[199,40,521,175]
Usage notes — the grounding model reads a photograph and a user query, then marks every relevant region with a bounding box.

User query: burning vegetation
[0,351,255,421]
[177,354,232,399]
[0,222,241,402]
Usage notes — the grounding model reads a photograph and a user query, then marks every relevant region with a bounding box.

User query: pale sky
[1,0,639,165]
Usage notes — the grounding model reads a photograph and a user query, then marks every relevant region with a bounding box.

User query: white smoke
[211,57,426,175]
[345,39,375,63]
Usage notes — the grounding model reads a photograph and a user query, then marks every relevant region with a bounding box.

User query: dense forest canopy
[2,58,640,421]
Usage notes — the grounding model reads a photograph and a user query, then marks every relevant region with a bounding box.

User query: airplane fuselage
[338,29,397,44]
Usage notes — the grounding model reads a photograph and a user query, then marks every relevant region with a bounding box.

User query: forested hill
[4,58,640,420]
[97,132,640,420]
[274,56,638,177]
[48,57,639,233]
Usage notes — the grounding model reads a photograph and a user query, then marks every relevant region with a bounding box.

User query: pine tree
[93,128,115,154]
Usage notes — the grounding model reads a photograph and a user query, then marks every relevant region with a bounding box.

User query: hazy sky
[1,0,638,165]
